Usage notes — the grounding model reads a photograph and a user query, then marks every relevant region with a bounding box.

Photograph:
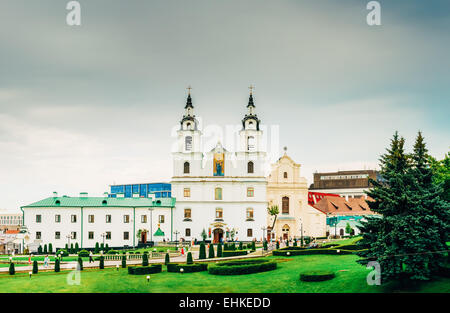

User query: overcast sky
[0,0,449,212]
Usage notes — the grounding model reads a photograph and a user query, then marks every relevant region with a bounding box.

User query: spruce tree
[54,259,60,272]
[208,244,215,258]
[186,252,193,264]
[357,132,450,283]
[217,243,223,257]
[199,243,206,259]
[32,260,38,274]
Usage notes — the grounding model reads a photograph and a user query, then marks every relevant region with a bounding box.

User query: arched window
[283,172,288,179]
[185,136,192,151]
[215,187,223,200]
[247,161,254,173]
[282,196,289,214]
[183,162,190,174]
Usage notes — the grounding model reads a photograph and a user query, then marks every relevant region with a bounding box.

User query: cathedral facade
[171,91,268,243]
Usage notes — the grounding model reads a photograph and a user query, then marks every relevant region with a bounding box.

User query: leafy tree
[99,256,104,269]
[208,244,215,258]
[186,252,193,264]
[43,244,47,254]
[201,229,207,242]
[32,260,38,274]
[217,243,223,257]
[94,242,99,254]
[199,242,206,259]
[121,255,127,268]
[357,131,450,284]
[77,257,83,271]
[54,259,60,272]
[267,205,279,238]
[165,253,170,265]
[142,252,149,266]
[48,243,53,254]
[9,263,15,275]
[345,223,353,235]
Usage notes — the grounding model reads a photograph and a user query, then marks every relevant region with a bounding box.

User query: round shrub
[78,250,89,257]
[208,258,277,275]
[300,271,335,282]
[57,249,69,257]
[107,250,119,255]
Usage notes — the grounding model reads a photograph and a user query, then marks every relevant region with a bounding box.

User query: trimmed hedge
[279,246,306,251]
[57,249,69,257]
[222,250,248,257]
[334,244,360,250]
[208,259,277,275]
[128,264,162,275]
[107,250,119,255]
[167,263,208,273]
[273,249,357,256]
[300,271,335,282]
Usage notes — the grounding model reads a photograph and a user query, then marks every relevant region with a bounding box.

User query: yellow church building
[267,150,327,241]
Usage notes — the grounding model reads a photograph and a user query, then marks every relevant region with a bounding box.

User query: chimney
[53,191,58,198]
[80,192,88,198]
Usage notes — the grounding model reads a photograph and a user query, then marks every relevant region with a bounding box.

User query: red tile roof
[5,230,19,234]
[312,196,376,216]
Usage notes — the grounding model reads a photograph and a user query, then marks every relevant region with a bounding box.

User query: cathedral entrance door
[141,231,147,244]
[213,228,224,243]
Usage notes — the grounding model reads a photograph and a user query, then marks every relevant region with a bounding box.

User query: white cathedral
[171,90,268,243]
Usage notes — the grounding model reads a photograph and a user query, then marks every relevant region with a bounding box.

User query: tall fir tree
[357,132,450,283]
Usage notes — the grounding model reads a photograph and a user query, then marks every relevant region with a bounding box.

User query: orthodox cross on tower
[284,146,288,155]
[186,85,192,95]
[248,84,255,95]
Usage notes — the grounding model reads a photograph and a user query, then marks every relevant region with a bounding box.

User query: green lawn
[0,254,448,293]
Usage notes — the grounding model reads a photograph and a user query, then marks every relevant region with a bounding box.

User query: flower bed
[127,264,162,275]
[166,263,208,273]
[208,258,277,275]
[300,271,335,282]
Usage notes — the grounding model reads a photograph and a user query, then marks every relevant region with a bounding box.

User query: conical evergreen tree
[94,242,99,254]
[357,132,450,283]
[199,243,206,259]
[186,252,193,264]
[54,259,60,272]
[217,243,223,257]
[165,253,170,265]
[32,260,38,274]
[208,244,215,258]
[48,243,53,254]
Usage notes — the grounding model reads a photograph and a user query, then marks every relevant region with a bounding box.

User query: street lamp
[173,230,180,248]
[101,232,106,246]
[299,217,303,247]
[148,208,154,243]
[66,234,71,247]
[261,226,267,242]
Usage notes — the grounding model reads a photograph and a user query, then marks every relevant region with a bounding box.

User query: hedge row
[333,244,360,250]
[127,264,162,275]
[222,250,249,257]
[273,249,358,256]
[167,263,208,273]
[208,259,277,275]
[300,271,335,282]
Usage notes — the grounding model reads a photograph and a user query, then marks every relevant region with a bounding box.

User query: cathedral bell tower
[174,87,203,177]
[239,85,262,153]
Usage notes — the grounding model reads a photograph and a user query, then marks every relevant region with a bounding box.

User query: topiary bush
[9,263,15,275]
[54,259,60,272]
[165,253,170,265]
[199,243,206,259]
[239,242,243,250]
[128,264,162,275]
[217,244,223,257]
[75,243,79,253]
[276,241,280,249]
[43,244,48,254]
[208,259,277,275]
[57,249,69,257]
[263,241,268,251]
[142,252,149,266]
[37,245,43,255]
[49,243,53,254]
[300,271,335,282]
[251,241,256,251]
[94,242,100,254]
[122,255,127,268]
[78,250,89,257]
[70,243,74,254]
[167,263,208,273]
[99,256,104,269]
[208,244,215,258]
[222,250,248,257]
[186,252,193,264]
[107,250,119,255]
[32,260,38,274]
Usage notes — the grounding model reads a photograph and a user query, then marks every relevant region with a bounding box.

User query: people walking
[44,255,49,268]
